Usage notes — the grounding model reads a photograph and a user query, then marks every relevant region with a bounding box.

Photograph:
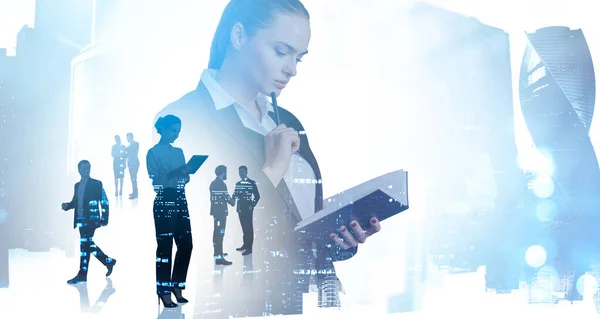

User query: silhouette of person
[111,135,127,196]
[70,278,116,313]
[126,132,140,199]
[147,115,193,308]
[154,0,383,314]
[209,165,235,265]
[61,160,116,284]
[232,165,260,255]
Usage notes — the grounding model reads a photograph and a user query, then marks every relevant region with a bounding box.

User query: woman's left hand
[329,217,382,250]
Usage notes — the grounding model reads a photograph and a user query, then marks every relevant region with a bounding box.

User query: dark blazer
[153,81,357,314]
[233,178,260,213]
[64,178,109,229]
[209,177,233,217]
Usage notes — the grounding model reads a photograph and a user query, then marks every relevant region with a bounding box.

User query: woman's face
[237,13,311,97]
[161,122,181,143]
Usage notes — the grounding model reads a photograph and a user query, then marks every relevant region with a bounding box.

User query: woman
[146,115,193,308]
[111,135,127,196]
[154,0,382,315]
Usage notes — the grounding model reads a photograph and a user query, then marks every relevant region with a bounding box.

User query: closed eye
[276,48,303,62]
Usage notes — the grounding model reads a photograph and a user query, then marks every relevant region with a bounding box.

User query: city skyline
[2,1,600,317]
[2,0,600,180]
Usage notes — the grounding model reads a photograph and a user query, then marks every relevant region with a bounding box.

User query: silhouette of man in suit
[126,132,140,199]
[209,165,235,265]
[61,160,116,284]
[233,166,260,256]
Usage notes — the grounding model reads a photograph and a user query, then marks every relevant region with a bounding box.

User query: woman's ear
[230,22,247,51]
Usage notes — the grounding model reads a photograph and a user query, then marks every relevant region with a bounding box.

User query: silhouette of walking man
[210,165,235,265]
[233,165,260,256]
[61,160,116,284]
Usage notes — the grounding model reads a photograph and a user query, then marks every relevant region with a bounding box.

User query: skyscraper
[0,48,15,288]
[519,26,599,302]
[519,26,599,215]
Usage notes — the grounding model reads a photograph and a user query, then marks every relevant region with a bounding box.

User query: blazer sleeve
[252,181,260,206]
[99,181,110,225]
[178,148,190,186]
[64,184,77,211]
[146,149,168,191]
[223,184,234,205]
[232,182,240,201]
[111,145,118,158]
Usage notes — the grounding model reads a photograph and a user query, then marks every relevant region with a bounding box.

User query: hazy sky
[1,0,599,188]
[0,0,35,55]
[1,0,598,184]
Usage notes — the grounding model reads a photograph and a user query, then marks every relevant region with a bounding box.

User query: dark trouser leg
[130,164,139,195]
[154,192,177,295]
[79,226,111,273]
[172,192,193,289]
[79,227,92,273]
[238,213,245,248]
[213,215,227,257]
[240,209,254,250]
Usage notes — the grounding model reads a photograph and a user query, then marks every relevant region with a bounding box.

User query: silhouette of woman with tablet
[146,114,193,308]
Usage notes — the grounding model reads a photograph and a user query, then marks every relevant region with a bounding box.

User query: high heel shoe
[158,294,178,308]
[171,287,188,304]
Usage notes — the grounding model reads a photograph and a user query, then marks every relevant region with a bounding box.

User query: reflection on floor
[1,196,599,318]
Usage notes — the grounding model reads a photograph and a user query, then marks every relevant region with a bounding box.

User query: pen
[270,92,281,125]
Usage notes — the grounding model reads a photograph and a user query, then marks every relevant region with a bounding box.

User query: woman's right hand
[168,164,190,179]
[262,124,300,186]
[180,164,191,175]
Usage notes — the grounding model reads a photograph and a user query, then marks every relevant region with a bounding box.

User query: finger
[274,128,297,139]
[349,220,368,243]
[280,131,300,150]
[268,127,294,140]
[339,225,359,247]
[290,136,301,153]
[365,217,382,236]
[275,127,297,134]
[281,130,300,141]
[270,124,288,134]
[330,233,352,250]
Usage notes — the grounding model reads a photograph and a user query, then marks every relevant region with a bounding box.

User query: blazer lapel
[195,83,266,165]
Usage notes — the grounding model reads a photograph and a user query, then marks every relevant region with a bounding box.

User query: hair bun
[154,114,182,136]
[154,117,163,133]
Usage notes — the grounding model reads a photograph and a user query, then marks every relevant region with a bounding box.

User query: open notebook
[294,170,409,238]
